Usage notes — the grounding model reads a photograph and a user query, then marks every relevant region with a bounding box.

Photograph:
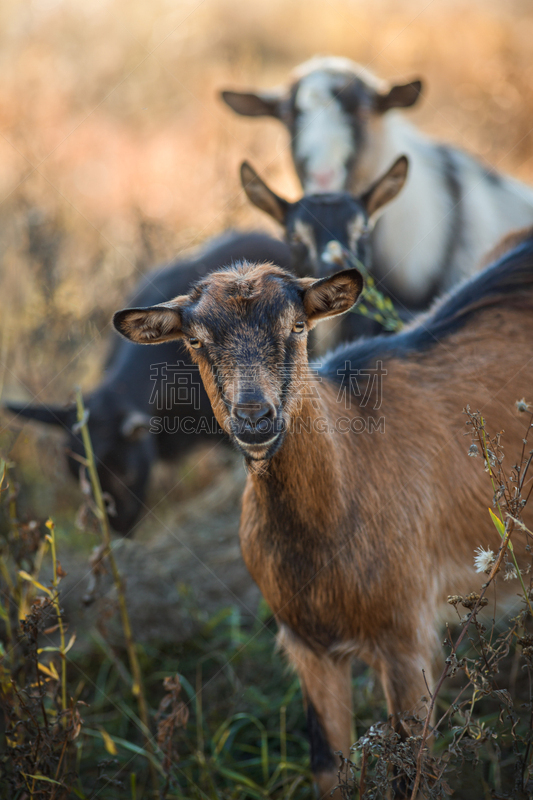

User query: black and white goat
[222,55,533,307]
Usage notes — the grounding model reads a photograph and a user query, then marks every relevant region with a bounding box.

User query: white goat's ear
[300,268,363,325]
[240,162,289,225]
[113,297,188,344]
[360,155,408,222]
[376,80,422,112]
[221,89,285,118]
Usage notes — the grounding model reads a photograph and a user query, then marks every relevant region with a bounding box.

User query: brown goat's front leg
[379,648,434,736]
[279,629,352,798]
[378,646,435,799]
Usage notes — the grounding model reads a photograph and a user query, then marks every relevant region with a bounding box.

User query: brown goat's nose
[233,400,275,428]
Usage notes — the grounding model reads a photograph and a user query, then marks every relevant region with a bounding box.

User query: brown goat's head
[114,263,362,460]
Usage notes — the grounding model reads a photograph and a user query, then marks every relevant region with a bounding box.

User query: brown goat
[114,232,533,797]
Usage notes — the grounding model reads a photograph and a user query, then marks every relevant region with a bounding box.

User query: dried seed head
[485,449,498,468]
[447,595,463,606]
[468,443,479,457]
[516,398,531,413]
[461,592,488,609]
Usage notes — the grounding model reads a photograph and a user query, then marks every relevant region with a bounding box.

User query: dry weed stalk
[155,674,189,794]
[74,388,159,795]
[0,465,82,798]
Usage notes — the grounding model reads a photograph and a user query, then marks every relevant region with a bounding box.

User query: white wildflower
[516,398,531,413]
[474,546,495,573]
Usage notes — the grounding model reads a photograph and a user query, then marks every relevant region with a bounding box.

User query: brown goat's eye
[292,322,305,334]
[189,337,202,349]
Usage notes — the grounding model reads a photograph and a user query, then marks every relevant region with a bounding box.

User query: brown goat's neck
[248,382,347,533]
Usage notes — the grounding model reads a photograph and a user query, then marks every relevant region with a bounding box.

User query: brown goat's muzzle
[229,395,285,456]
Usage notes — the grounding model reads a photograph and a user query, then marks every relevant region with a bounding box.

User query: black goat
[5,232,290,534]
[241,156,410,350]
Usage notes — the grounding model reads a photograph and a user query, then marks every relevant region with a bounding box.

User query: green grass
[62,601,314,799]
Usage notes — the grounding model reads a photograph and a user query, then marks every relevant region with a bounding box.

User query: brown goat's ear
[221,89,284,118]
[301,268,364,325]
[113,298,187,344]
[240,162,289,225]
[375,79,422,112]
[360,155,408,222]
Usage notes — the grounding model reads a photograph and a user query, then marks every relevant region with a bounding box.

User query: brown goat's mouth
[234,432,284,461]
[232,413,286,459]
[235,432,280,449]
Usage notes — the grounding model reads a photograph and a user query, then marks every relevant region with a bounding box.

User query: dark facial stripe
[337,79,369,181]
